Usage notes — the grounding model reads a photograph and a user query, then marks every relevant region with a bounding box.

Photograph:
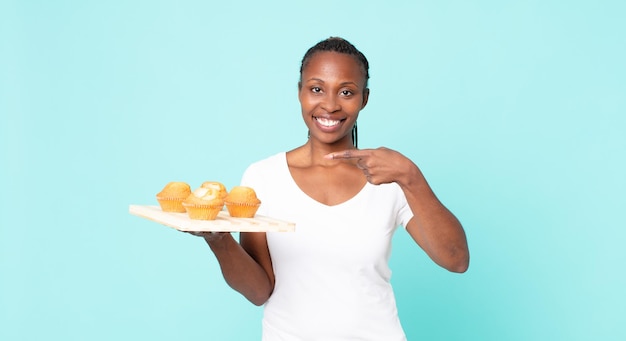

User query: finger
[356,159,366,169]
[324,149,372,160]
[186,231,220,237]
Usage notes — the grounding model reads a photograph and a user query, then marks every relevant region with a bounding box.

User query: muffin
[201,181,228,199]
[182,186,225,220]
[224,186,261,218]
[156,181,191,212]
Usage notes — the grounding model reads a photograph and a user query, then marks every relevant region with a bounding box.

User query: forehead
[302,51,365,82]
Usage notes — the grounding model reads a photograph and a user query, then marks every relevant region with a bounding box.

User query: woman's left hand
[325,147,418,186]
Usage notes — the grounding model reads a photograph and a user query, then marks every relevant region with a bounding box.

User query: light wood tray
[129,205,295,232]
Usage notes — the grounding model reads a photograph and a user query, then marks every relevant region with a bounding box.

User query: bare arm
[201,231,275,305]
[399,164,469,273]
[326,147,469,273]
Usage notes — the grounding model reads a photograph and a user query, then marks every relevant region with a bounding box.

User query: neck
[304,139,355,165]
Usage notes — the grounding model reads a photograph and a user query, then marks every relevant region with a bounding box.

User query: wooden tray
[129,205,295,232]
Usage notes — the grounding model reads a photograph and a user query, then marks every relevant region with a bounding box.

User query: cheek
[344,98,364,113]
[299,93,317,112]
[298,95,312,119]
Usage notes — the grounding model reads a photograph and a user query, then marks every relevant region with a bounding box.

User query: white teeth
[316,117,340,127]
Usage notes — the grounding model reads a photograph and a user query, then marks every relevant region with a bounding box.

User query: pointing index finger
[324,149,370,160]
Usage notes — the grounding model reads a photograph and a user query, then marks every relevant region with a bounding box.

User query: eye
[311,87,322,93]
[340,89,353,96]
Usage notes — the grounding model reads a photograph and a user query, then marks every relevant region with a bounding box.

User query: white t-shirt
[241,152,414,341]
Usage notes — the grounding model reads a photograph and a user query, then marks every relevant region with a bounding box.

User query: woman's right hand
[186,231,231,243]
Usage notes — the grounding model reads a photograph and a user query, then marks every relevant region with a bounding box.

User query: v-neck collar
[280,152,370,208]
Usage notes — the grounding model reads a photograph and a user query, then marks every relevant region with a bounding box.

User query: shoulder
[370,181,404,197]
[244,152,285,174]
[241,152,286,186]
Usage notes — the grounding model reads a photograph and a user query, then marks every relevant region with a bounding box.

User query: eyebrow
[305,78,360,88]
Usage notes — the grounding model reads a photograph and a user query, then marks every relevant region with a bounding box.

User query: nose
[321,94,341,113]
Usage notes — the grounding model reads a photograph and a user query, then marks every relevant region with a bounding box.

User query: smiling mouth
[314,117,344,127]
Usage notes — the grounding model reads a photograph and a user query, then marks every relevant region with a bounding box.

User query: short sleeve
[395,185,414,228]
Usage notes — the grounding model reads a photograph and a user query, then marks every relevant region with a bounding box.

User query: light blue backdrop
[1,1,624,340]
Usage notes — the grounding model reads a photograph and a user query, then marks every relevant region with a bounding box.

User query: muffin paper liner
[224,201,261,218]
[156,196,187,213]
[182,202,224,220]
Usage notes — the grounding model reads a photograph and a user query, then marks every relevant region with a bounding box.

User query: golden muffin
[224,186,261,218]
[201,181,228,199]
[156,181,191,212]
[182,186,225,220]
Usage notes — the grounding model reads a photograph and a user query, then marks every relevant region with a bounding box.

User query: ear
[361,88,370,109]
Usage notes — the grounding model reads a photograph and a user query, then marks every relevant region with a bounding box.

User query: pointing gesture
[328,147,469,272]
[325,147,420,186]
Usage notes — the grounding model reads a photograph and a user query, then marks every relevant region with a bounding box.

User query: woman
[200,37,469,340]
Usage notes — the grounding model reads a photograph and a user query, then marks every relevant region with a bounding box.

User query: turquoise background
[1,1,625,340]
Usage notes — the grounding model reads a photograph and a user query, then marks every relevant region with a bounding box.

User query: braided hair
[299,37,370,87]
